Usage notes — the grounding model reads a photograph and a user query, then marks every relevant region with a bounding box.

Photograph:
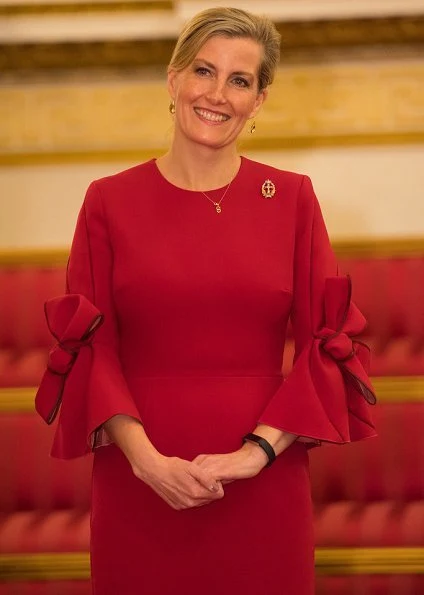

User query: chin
[187,131,236,150]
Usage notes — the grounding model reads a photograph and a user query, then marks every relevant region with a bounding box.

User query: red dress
[36,157,376,595]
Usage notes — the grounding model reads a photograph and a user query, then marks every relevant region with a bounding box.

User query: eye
[195,66,211,77]
[232,77,250,88]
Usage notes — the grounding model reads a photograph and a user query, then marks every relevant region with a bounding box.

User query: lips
[194,107,230,123]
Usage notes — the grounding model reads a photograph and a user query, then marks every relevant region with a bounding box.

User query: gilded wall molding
[0,1,173,16]
[1,548,423,581]
[0,16,423,71]
[0,39,177,71]
[2,132,424,166]
[275,16,424,48]
[0,13,423,41]
[1,238,424,266]
[1,60,424,160]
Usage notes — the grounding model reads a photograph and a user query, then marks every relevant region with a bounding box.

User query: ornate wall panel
[1,60,423,163]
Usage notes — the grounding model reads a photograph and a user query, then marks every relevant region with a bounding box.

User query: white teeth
[195,108,229,122]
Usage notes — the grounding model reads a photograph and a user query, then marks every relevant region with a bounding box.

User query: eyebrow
[193,58,255,79]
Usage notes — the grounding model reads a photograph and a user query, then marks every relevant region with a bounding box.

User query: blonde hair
[169,7,281,92]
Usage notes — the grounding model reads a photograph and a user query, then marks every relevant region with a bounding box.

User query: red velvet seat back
[0,413,91,513]
[310,402,424,504]
[1,254,424,384]
[339,256,424,375]
[284,255,424,376]
[0,267,66,387]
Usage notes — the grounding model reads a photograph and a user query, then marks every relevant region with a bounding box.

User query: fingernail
[209,484,218,492]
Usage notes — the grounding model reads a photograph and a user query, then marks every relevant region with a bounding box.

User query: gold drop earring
[169,100,176,115]
[249,120,256,134]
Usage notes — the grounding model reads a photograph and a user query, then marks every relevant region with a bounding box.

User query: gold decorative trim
[0,387,37,413]
[1,548,423,581]
[1,238,424,267]
[0,149,159,167]
[0,0,173,16]
[276,17,424,49]
[1,61,424,158]
[1,378,423,413]
[316,547,424,575]
[0,248,70,267]
[241,132,424,152]
[0,39,176,72]
[331,237,424,258]
[2,131,424,166]
[0,552,90,581]
[0,17,422,66]
[372,376,424,403]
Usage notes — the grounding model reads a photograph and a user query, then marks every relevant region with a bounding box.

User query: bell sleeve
[258,176,377,444]
[35,181,142,459]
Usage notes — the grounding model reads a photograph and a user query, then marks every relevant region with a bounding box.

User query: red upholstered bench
[1,242,423,594]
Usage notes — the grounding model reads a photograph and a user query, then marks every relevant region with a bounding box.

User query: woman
[36,7,376,595]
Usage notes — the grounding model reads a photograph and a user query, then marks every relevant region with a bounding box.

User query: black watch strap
[242,433,276,467]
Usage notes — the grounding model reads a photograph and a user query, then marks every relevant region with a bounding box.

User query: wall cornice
[0,16,423,70]
[0,0,173,15]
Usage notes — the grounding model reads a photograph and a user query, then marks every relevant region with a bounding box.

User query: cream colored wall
[2,2,423,250]
[1,143,423,249]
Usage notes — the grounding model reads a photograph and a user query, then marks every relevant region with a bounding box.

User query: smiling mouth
[194,108,230,123]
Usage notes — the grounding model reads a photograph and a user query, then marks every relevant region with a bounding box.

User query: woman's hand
[133,453,225,511]
[193,442,269,485]
[103,415,224,511]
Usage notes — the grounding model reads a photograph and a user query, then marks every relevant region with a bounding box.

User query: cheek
[235,96,258,118]
[177,77,207,101]
[227,88,259,114]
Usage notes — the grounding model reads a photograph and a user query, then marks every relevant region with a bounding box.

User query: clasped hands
[140,442,268,511]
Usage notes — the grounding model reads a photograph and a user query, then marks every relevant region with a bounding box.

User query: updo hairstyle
[168,7,281,92]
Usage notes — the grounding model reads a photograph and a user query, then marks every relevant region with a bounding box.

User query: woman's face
[168,35,267,151]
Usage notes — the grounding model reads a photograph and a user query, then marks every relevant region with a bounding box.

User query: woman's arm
[43,180,224,509]
[193,425,297,483]
[104,414,225,510]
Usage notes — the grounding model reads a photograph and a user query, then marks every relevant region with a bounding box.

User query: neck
[156,139,241,191]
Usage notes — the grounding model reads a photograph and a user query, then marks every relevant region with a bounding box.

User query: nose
[205,79,227,105]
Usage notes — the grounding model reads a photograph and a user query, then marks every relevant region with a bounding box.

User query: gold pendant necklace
[200,177,233,214]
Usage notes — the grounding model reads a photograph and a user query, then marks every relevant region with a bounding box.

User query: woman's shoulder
[241,156,311,195]
[91,159,156,194]
[241,157,317,214]
[242,156,306,183]
[82,159,158,215]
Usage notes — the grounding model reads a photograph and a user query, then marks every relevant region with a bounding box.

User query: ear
[167,68,178,100]
[249,88,268,119]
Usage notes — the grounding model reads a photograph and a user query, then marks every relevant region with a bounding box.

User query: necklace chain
[200,178,234,214]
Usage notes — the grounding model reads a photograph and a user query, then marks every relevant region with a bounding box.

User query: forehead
[193,35,263,73]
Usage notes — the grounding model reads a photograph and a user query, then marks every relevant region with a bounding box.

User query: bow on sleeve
[316,275,376,405]
[35,293,103,428]
[260,276,377,444]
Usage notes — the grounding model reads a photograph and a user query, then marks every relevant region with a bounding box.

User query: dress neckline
[150,155,246,196]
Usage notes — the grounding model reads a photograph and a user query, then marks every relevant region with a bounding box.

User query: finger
[187,463,221,493]
[192,454,207,464]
